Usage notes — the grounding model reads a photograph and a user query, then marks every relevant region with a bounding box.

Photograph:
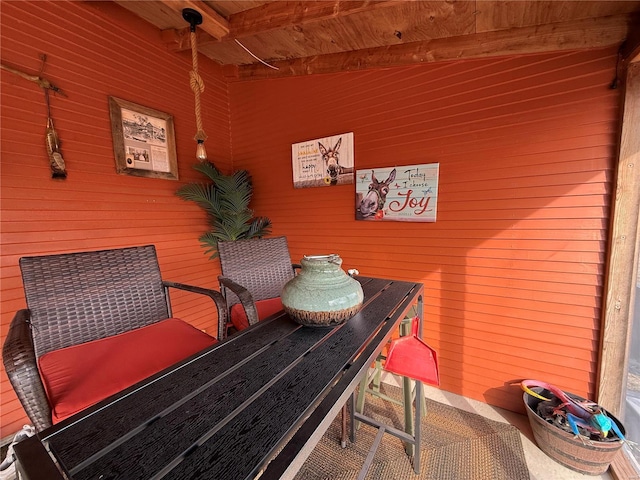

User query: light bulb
[196,141,207,161]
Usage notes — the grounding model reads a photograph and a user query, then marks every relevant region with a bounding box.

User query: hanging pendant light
[183,8,208,161]
[195,139,207,161]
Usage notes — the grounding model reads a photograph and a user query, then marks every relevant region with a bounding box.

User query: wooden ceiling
[113,1,640,80]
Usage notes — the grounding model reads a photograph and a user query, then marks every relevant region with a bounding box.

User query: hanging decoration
[44,88,66,178]
[1,54,68,178]
[182,8,208,161]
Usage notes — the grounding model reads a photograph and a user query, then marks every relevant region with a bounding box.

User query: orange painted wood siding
[0,1,231,437]
[228,48,618,414]
[0,0,620,439]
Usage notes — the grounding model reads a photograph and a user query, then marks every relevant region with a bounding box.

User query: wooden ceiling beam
[159,0,229,39]
[231,13,631,80]
[163,0,403,52]
[162,28,216,53]
[229,1,401,38]
[620,14,640,64]
[164,0,402,52]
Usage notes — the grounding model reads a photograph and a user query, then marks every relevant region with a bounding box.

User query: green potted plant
[176,161,272,258]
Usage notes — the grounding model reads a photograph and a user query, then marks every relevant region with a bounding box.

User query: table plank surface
[16,276,423,480]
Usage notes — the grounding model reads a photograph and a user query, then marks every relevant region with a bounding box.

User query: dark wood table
[15,276,424,480]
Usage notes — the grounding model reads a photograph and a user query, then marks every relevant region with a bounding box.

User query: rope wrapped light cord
[190,29,207,145]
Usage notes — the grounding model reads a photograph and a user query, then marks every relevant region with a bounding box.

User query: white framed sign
[291,132,354,188]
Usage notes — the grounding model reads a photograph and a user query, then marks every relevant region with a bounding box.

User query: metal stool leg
[340,403,348,448]
[355,370,369,430]
[402,374,414,456]
[349,391,356,443]
[355,357,400,430]
[356,426,386,480]
[413,380,423,474]
[371,356,383,392]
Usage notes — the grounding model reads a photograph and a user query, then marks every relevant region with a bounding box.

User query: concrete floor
[379,374,615,480]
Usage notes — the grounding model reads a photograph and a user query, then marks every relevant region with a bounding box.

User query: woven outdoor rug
[294,385,531,480]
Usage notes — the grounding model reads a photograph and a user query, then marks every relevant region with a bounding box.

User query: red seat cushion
[230,297,284,331]
[38,318,216,424]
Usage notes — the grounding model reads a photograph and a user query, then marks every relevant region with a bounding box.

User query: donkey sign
[292,132,354,188]
[356,163,439,222]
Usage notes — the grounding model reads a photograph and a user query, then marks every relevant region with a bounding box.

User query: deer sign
[318,137,342,185]
[358,168,397,218]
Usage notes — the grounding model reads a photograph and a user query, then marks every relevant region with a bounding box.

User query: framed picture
[109,96,178,180]
[291,132,354,188]
[355,163,439,222]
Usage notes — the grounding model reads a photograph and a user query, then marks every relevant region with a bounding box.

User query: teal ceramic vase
[281,254,364,327]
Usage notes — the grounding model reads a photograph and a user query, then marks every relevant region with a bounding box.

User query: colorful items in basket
[521,379,625,441]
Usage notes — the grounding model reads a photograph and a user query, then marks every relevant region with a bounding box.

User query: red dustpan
[384,317,440,386]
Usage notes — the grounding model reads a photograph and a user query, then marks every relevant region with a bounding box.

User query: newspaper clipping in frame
[121,108,171,173]
[355,163,439,222]
[292,132,354,188]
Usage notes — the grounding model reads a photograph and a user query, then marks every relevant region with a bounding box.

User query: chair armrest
[2,309,52,431]
[162,281,228,341]
[217,276,260,327]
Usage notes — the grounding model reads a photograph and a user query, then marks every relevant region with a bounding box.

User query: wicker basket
[523,388,625,475]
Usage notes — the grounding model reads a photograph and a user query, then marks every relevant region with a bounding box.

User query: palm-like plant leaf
[193,161,223,182]
[247,217,272,238]
[178,161,272,259]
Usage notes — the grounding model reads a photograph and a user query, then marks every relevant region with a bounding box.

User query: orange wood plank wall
[228,48,618,414]
[0,1,231,438]
[0,0,621,439]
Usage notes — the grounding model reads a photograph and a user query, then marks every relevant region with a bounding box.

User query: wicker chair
[2,245,227,431]
[217,236,300,335]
